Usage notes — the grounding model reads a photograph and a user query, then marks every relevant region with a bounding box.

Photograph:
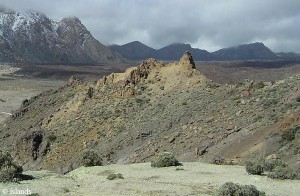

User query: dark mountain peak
[61,16,82,25]
[161,43,192,50]
[109,41,156,60]
[109,41,212,61]
[122,41,152,48]
[125,40,144,45]
[213,42,276,60]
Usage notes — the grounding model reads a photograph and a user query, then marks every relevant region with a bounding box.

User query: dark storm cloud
[1,0,300,52]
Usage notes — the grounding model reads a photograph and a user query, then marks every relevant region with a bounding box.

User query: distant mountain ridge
[109,41,300,61]
[109,41,156,61]
[212,42,277,60]
[0,7,123,64]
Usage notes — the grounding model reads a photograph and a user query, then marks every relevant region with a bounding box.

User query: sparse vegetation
[107,173,124,180]
[159,86,165,90]
[215,182,265,196]
[263,159,287,172]
[256,81,265,89]
[262,98,278,109]
[245,157,298,180]
[79,150,102,167]
[245,159,264,175]
[0,150,23,182]
[151,152,181,168]
[47,134,57,142]
[281,126,299,144]
[281,129,295,142]
[267,165,297,180]
[211,156,225,165]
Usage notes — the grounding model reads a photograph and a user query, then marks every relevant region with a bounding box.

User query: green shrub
[79,150,102,167]
[245,160,264,175]
[47,135,57,142]
[211,156,225,165]
[267,166,297,180]
[159,86,165,90]
[263,159,287,172]
[215,182,265,196]
[282,129,295,141]
[151,152,181,168]
[0,150,23,182]
[107,173,124,180]
[256,81,265,89]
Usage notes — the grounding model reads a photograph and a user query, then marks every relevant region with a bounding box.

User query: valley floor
[0,162,299,196]
[0,65,63,123]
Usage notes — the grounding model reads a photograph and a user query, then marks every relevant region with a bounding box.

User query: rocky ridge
[0,52,299,174]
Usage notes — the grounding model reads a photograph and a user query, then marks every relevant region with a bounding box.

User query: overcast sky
[1,0,300,52]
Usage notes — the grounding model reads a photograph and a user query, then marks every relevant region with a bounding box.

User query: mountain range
[1,7,300,65]
[0,7,123,64]
[110,41,300,61]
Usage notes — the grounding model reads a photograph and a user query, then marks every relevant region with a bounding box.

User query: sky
[0,0,300,52]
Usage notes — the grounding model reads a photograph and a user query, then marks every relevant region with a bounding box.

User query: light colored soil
[0,65,63,123]
[0,162,299,196]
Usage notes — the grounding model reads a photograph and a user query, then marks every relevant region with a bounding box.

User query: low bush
[79,150,102,167]
[47,134,57,143]
[107,173,124,180]
[211,156,225,165]
[0,150,23,182]
[282,129,295,142]
[215,182,265,196]
[245,156,298,180]
[267,166,297,180]
[245,160,264,175]
[151,152,181,168]
[256,81,265,89]
[263,159,287,172]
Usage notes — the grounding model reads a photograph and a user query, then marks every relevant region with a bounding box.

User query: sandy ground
[0,162,299,196]
[0,65,63,123]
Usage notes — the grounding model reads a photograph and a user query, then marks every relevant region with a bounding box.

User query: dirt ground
[0,162,299,196]
[0,65,63,123]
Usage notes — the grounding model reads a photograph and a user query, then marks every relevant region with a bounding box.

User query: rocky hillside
[0,52,299,174]
[0,7,123,64]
